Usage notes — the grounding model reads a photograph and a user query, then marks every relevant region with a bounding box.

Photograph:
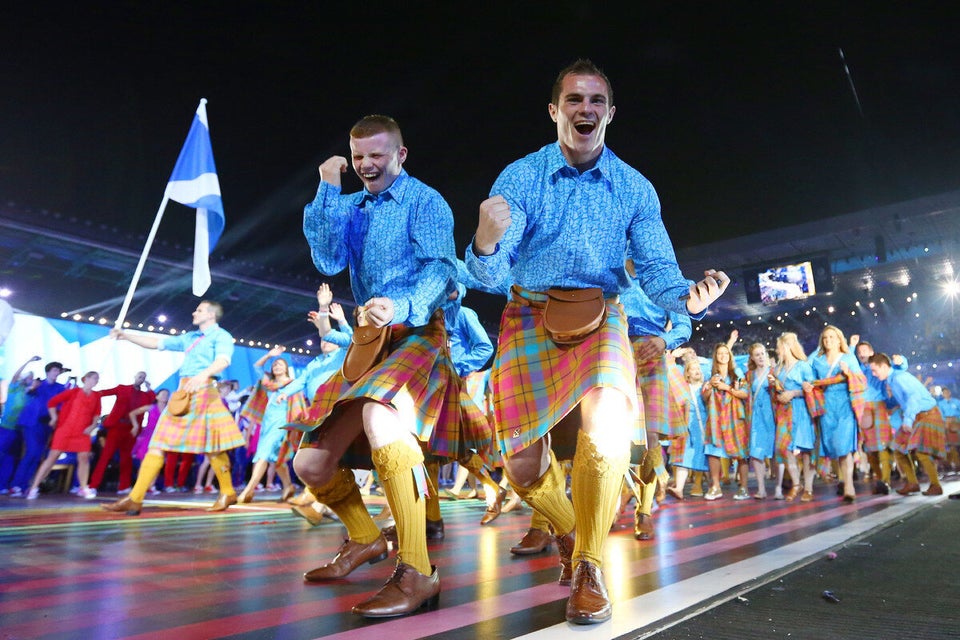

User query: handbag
[341,324,393,384]
[542,287,607,345]
[168,390,192,416]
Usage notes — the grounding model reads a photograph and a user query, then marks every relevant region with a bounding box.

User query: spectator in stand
[25,371,102,499]
[88,371,155,496]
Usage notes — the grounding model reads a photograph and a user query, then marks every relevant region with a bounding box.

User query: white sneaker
[81,487,97,499]
[9,487,23,497]
[733,488,750,500]
[147,487,161,496]
[26,488,39,500]
[164,486,178,493]
[117,487,132,495]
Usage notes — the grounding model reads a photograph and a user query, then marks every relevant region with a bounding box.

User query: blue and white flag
[164,99,224,296]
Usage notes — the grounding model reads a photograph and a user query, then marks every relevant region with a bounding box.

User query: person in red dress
[26,371,103,499]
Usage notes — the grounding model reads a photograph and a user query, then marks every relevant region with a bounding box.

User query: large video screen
[758,261,816,305]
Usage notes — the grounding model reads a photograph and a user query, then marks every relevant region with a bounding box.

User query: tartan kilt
[492,293,642,458]
[894,407,947,459]
[295,311,495,466]
[859,401,894,452]
[773,400,794,462]
[633,338,672,437]
[150,380,244,454]
[666,362,689,436]
[946,417,960,447]
[668,432,686,460]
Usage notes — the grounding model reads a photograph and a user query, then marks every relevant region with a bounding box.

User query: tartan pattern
[296,312,495,464]
[772,397,794,461]
[894,406,947,458]
[491,294,641,457]
[668,428,686,460]
[276,430,300,465]
[666,362,689,436]
[703,382,749,459]
[946,417,960,447]
[149,381,244,454]
[859,401,894,452]
[633,338,670,436]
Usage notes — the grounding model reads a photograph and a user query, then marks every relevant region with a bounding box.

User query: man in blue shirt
[10,360,68,496]
[103,300,245,514]
[299,115,479,618]
[466,60,729,625]
[868,353,947,496]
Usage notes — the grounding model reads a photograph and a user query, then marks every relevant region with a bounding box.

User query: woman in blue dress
[667,357,709,499]
[803,325,864,503]
[745,343,776,499]
[238,346,305,504]
[771,332,815,501]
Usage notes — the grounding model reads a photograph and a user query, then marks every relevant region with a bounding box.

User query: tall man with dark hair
[298,115,487,618]
[103,300,245,514]
[466,60,729,625]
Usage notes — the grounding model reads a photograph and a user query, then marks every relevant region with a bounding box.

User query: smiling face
[350,131,407,195]
[820,327,842,354]
[548,73,615,170]
[271,358,289,377]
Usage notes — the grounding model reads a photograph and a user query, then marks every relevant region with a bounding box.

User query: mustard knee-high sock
[721,457,730,481]
[866,452,882,481]
[529,508,552,534]
[879,449,892,484]
[372,441,430,576]
[461,453,500,493]
[207,452,235,496]
[896,452,919,485]
[505,449,575,537]
[916,453,941,488]
[425,461,442,522]
[311,467,381,544]
[639,479,656,517]
[129,452,165,503]
[571,430,630,568]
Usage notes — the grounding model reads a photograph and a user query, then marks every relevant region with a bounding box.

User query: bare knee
[504,440,547,488]
[293,449,336,488]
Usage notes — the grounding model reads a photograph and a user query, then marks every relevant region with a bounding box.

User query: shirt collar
[546,143,614,186]
[197,323,219,337]
[354,170,410,207]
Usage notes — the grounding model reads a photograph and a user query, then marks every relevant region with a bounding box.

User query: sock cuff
[372,440,425,481]
[309,467,357,505]
[574,430,631,478]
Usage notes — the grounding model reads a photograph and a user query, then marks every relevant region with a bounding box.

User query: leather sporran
[341,324,392,384]
[168,390,192,417]
[542,287,607,345]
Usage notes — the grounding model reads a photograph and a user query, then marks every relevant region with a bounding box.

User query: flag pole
[114,194,170,329]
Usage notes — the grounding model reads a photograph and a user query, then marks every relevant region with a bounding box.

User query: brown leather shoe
[634,512,655,541]
[351,562,440,618]
[897,482,921,496]
[556,531,575,586]
[480,488,507,525]
[101,496,142,516]
[291,504,324,526]
[381,518,444,543]
[206,493,238,511]
[304,535,389,582]
[922,484,944,496]
[510,528,553,555]
[565,559,612,624]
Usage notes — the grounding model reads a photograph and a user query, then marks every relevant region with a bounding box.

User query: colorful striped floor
[2,479,956,640]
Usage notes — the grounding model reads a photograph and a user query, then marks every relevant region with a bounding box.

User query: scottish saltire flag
[164,99,224,296]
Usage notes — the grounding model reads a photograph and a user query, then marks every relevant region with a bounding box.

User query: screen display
[758,261,816,305]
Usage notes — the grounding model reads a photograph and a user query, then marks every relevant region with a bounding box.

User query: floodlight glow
[0,288,11,298]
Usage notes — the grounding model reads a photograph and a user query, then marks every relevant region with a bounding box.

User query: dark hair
[855,340,873,352]
[350,115,403,145]
[867,353,891,367]
[551,59,613,106]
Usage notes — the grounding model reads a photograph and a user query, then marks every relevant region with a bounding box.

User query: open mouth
[574,121,596,135]
[361,172,380,181]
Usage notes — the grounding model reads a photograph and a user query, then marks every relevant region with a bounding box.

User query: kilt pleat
[150,381,244,454]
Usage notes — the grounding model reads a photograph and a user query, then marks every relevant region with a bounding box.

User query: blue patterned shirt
[159,324,234,378]
[622,274,692,349]
[886,369,936,427]
[304,170,456,327]
[447,304,494,377]
[466,143,692,315]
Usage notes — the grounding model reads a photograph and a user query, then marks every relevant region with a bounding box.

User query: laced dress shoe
[509,528,553,555]
[556,531,575,586]
[206,493,238,511]
[480,488,507,525]
[897,482,921,496]
[351,562,440,618]
[304,535,389,582]
[633,512,654,540]
[565,559,612,624]
[291,504,324,526]
[101,496,142,516]
[922,484,944,496]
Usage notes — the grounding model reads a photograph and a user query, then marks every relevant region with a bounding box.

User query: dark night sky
[3,2,960,284]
